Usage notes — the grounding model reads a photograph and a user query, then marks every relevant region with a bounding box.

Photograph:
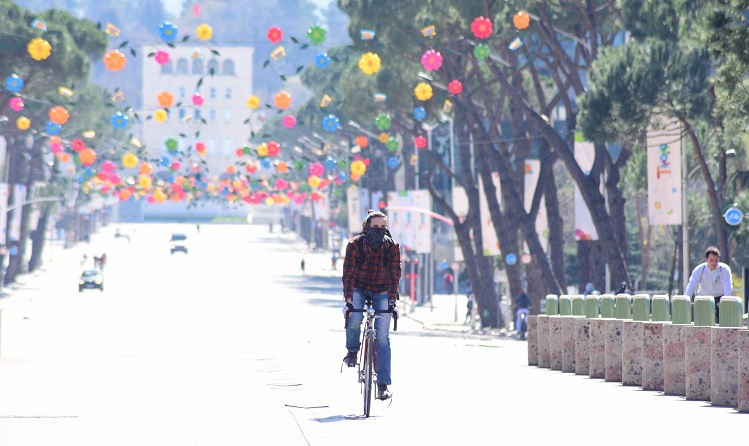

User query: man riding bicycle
[342,210,401,401]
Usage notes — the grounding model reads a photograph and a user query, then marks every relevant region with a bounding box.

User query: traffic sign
[505,253,517,265]
[725,206,744,226]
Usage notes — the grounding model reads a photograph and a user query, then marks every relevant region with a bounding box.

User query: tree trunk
[28,205,51,272]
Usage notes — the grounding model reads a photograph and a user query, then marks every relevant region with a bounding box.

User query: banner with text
[647,124,682,225]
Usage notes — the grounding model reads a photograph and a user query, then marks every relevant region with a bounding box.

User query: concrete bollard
[600,294,616,318]
[605,319,624,382]
[571,295,585,316]
[663,296,692,396]
[559,295,573,316]
[546,294,559,316]
[671,295,691,324]
[589,318,607,379]
[615,294,632,320]
[575,317,592,375]
[622,320,643,386]
[737,331,749,412]
[694,296,716,327]
[711,297,743,407]
[632,294,651,321]
[642,322,665,391]
[527,315,538,366]
[536,315,550,368]
[651,294,670,322]
[685,324,712,401]
[585,295,600,319]
[562,316,581,373]
[550,316,564,370]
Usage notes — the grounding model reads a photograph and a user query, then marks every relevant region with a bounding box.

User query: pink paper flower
[154,50,170,66]
[420,49,443,71]
[448,79,463,95]
[267,26,283,43]
[471,16,493,39]
[192,92,204,106]
[282,114,297,128]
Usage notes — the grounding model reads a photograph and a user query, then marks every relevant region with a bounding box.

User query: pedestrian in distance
[443,270,454,293]
[583,282,600,297]
[465,295,474,325]
[301,258,306,276]
[615,281,630,294]
[513,290,532,336]
[341,209,401,401]
[685,246,732,323]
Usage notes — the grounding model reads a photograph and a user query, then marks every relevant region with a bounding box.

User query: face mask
[364,227,387,250]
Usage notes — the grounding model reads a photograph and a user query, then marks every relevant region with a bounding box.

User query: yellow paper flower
[307,175,322,188]
[358,52,381,75]
[414,82,433,101]
[138,175,152,190]
[27,37,52,61]
[257,142,269,157]
[196,23,213,41]
[350,160,367,176]
[247,95,260,109]
[378,132,389,143]
[153,109,168,123]
[122,152,138,168]
[16,116,30,130]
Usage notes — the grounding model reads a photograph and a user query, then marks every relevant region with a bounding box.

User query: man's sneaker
[343,351,357,367]
[377,384,392,400]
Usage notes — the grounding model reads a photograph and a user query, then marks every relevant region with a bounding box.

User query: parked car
[79,269,104,292]
[170,233,188,254]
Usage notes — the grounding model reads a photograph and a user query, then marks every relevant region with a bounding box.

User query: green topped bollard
[651,294,670,322]
[559,295,573,316]
[546,294,559,316]
[693,296,716,327]
[632,294,651,321]
[585,295,600,318]
[571,295,586,316]
[600,294,616,318]
[615,294,632,319]
[719,296,744,328]
[671,295,692,325]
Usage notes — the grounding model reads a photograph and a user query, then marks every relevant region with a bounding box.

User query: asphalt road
[0,223,744,445]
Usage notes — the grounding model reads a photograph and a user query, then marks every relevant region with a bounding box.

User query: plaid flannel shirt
[342,234,402,302]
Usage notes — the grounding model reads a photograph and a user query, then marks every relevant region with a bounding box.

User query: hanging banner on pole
[0,183,8,245]
[647,123,682,225]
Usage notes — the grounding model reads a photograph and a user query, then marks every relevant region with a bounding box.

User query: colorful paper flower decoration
[324,157,338,170]
[508,38,523,51]
[195,142,206,155]
[27,37,51,61]
[355,135,369,148]
[414,82,433,101]
[165,138,179,153]
[267,26,283,43]
[386,138,400,152]
[192,92,204,106]
[79,148,96,166]
[103,49,127,71]
[471,16,493,39]
[48,106,69,125]
[46,122,61,135]
[9,97,24,112]
[276,161,289,173]
[15,117,30,130]
[257,143,269,157]
[157,91,174,108]
[267,141,281,157]
[307,176,322,188]
[350,160,367,176]
[421,49,443,71]
[415,136,427,149]
[513,11,531,30]
[358,52,381,75]
[159,21,178,43]
[378,133,389,143]
[375,113,392,130]
[474,43,490,60]
[71,139,85,152]
[274,90,292,109]
[111,111,129,129]
[315,53,331,68]
[309,162,325,177]
[322,114,340,132]
[247,95,261,109]
[360,29,375,40]
[196,23,213,40]
[6,74,23,93]
[387,157,400,169]
[448,80,463,95]
[308,25,327,44]
[154,50,170,65]
[153,109,168,123]
[282,115,297,128]
[413,106,426,121]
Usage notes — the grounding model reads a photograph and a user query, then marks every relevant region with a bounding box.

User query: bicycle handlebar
[344,308,398,331]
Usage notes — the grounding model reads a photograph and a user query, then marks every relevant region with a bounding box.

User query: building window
[210,87,217,99]
[207,58,219,75]
[209,109,217,121]
[223,139,232,154]
[178,108,186,119]
[207,140,216,154]
[192,58,204,75]
[225,87,232,100]
[178,87,185,99]
[223,109,232,123]
[176,58,188,75]
[223,59,235,76]
[194,109,202,121]
[160,60,173,74]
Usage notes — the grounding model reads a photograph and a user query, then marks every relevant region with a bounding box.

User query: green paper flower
[165,138,179,153]
[307,25,327,45]
[375,113,392,131]
[474,43,490,60]
[386,138,400,152]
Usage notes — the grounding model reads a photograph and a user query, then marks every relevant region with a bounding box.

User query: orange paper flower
[103,49,127,71]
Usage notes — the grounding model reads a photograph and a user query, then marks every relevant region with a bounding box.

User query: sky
[162,0,332,17]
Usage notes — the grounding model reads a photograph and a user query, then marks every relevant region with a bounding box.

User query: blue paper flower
[387,157,400,169]
[322,114,340,132]
[6,74,23,93]
[260,158,273,169]
[111,111,129,130]
[315,53,331,69]
[159,21,178,43]
[159,156,171,167]
[45,121,61,135]
[324,156,337,170]
[413,106,426,121]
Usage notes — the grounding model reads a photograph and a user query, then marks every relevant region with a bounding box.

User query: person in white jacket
[685,246,732,322]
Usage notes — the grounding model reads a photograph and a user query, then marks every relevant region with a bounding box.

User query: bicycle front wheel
[363,333,375,417]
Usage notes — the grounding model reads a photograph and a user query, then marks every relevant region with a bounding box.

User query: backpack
[355,229,394,268]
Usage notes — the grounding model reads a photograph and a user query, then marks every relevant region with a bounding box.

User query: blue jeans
[345,289,392,385]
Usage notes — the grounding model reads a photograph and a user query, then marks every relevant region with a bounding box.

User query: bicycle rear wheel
[363,333,374,417]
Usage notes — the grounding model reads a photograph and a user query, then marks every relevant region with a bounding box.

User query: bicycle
[344,298,398,417]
